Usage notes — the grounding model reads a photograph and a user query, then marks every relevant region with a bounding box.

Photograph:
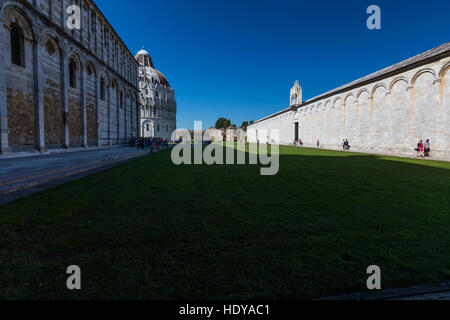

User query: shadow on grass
[0,145,449,300]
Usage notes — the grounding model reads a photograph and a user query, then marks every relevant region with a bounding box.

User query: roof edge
[250,42,450,125]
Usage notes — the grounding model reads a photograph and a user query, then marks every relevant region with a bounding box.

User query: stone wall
[68,87,82,147]
[141,118,177,140]
[249,45,450,160]
[97,75,109,146]
[0,0,140,154]
[7,88,35,149]
[41,34,63,147]
[109,83,119,145]
[4,7,35,150]
[118,90,125,143]
[43,78,62,146]
[85,68,97,146]
[131,96,136,137]
[125,92,130,139]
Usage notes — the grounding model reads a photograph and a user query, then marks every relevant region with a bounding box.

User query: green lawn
[1,145,449,299]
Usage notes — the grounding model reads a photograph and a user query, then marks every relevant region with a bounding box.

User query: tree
[215,117,232,129]
[215,118,224,129]
[241,121,249,129]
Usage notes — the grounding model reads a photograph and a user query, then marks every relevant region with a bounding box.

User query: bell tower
[290,80,302,106]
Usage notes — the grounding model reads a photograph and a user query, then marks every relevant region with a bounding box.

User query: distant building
[136,48,176,140]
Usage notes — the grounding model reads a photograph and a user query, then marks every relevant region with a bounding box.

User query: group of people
[292,137,435,159]
[415,139,432,158]
[128,136,170,150]
[294,138,351,151]
[293,138,321,148]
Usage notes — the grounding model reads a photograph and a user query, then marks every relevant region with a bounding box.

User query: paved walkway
[395,291,450,300]
[323,281,450,300]
[0,147,153,205]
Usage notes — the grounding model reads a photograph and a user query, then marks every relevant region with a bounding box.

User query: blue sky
[96,0,450,130]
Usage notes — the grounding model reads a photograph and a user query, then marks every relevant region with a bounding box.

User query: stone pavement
[0,147,153,205]
[323,281,450,300]
[395,291,450,300]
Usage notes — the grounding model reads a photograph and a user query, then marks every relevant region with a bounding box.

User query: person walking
[316,139,320,148]
[424,139,431,157]
[417,140,424,158]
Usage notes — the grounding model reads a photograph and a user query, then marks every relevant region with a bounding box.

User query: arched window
[91,12,96,33]
[44,39,56,56]
[87,64,94,77]
[69,59,77,88]
[10,23,25,67]
[100,77,106,100]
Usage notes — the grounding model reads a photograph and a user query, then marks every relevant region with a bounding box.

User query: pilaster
[0,27,11,154]
[81,67,87,147]
[61,55,70,148]
[34,41,46,152]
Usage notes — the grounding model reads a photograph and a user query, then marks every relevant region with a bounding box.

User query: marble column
[0,25,11,154]
[61,55,70,148]
[33,40,46,152]
[95,74,101,146]
[81,65,87,147]
[107,84,111,145]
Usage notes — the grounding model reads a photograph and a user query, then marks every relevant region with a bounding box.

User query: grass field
[0,145,449,299]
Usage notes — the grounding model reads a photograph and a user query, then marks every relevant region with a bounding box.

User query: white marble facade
[0,0,140,154]
[136,48,176,140]
[249,43,450,160]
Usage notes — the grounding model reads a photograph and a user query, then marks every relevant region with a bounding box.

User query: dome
[136,48,149,56]
[155,70,170,88]
[135,47,154,68]
[140,67,161,85]
[136,47,171,88]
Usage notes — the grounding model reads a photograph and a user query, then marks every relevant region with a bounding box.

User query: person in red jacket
[417,140,424,158]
